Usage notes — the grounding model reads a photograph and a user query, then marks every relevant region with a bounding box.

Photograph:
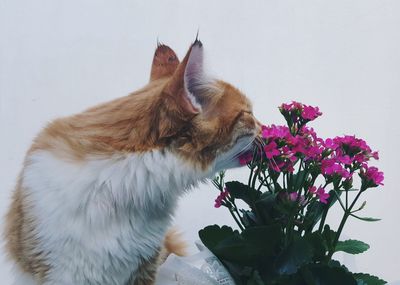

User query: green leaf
[352,201,367,213]
[347,188,360,192]
[293,170,308,191]
[305,232,328,261]
[275,238,314,275]
[199,225,238,250]
[199,225,282,267]
[327,259,347,269]
[353,273,387,285]
[226,181,261,206]
[335,240,370,255]
[255,192,279,223]
[350,214,381,222]
[213,225,282,265]
[247,270,265,285]
[241,210,259,227]
[306,264,357,285]
[322,225,337,253]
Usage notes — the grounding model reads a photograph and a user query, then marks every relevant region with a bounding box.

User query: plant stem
[251,167,260,190]
[327,189,364,258]
[248,167,254,186]
[316,182,331,233]
[283,173,286,189]
[257,178,265,191]
[229,207,244,231]
[229,197,247,227]
[261,173,273,193]
[318,206,329,233]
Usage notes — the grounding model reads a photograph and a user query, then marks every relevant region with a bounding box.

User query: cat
[4,39,262,285]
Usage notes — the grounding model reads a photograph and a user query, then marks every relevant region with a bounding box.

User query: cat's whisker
[222,138,256,167]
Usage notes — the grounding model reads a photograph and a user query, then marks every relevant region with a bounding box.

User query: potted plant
[199,102,386,285]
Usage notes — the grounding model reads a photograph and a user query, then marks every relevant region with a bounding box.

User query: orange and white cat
[4,40,261,285]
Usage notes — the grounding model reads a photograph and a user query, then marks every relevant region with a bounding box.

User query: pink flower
[301,105,322,121]
[214,189,230,208]
[360,166,384,186]
[280,103,292,111]
[308,186,318,194]
[337,155,352,165]
[288,192,306,205]
[279,101,322,122]
[264,141,280,159]
[262,125,291,140]
[308,186,330,204]
[353,153,366,163]
[332,135,377,162]
[305,145,324,159]
[316,187,330,204]
[321,159,351,178]
[325,138,339,150]
[371,151,379,160]
[321,135,380,174]
[279,101,303,112]
[239,152,253,165]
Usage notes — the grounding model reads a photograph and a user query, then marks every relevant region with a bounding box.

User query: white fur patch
[12,266,37,285]
[19,150,213,285]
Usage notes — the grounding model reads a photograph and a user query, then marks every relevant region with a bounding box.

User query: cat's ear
[150,43,180,81]
[165,40,209,115]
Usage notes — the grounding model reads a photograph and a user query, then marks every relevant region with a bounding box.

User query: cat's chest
[39,212,169,285]
[24,149,202,223]
[22,149,207,284]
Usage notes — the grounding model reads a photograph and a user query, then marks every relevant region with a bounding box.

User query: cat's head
[151,40,262,172]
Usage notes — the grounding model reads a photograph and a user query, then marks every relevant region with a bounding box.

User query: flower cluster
[238,101,383,201]
[309,186,330,204]
[259,124,325,172]
[279,101,322,134]
[320,135,382,188]
[214,188,229,208]
[239,152,253,166]
[360,165,384,187]
[280,101,322,122]
[206,101,386,285]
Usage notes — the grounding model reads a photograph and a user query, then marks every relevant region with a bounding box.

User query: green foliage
[199,225,238,249]
[353,273,387,285]
[306,264,357,285]
[199,225,282,266]
[350,214,381,222]
[335,240,370,255]
[247,271,265,285]
[274,238,314,275]
[225,181,261,206]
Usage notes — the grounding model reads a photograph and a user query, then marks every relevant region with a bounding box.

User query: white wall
[1,0,399,283]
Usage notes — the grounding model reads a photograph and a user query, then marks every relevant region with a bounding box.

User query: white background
[1,0,399,283]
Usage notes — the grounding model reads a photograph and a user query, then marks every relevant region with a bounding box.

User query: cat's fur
[4,40,261,285]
